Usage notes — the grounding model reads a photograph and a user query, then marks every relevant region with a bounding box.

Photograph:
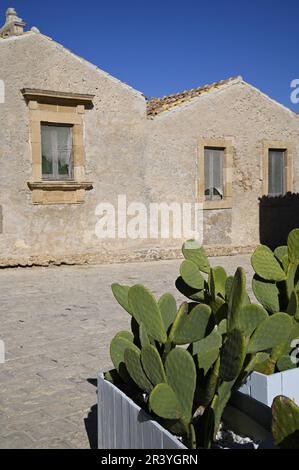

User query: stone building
[0,8,298,267]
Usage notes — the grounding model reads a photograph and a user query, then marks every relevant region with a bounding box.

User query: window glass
[41,124,73,180]
[268,150,286,197]
[204,148,224,200]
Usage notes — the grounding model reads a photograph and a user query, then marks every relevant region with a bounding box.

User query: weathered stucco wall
[0,32,298,267]
[145,81,299,251]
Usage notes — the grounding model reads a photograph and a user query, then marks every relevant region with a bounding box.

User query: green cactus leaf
[218,319,227,336]
[193,329,222,375]
[228,267,248,332]
[210,267,227,300]
[110,334,140,381]
[110,333,136,370]
[175,277,205,302]
[251,245,286,282]
[139,323,151,348]
[252,275,280,314]
[169,303,212,345]
[288,229,299,264]
[180,260,205,290]
[141,345,167,386]
[182,240,210,274]
[281,254,290,273]
[254,357,276,375]
[287,291,299,318]
[274,246,288,263]
[211,380,235,439]
[198,357,221,406]
[165,348,196,421]
[158,293,177,331]
[128,285,167,344]
[225,276,234,301]
[272,396,299,449]
[111,284,132,315]
[277,355,296,372]
[220,329,247,381]
[239,304,268,337]
[248,313,293,354]
[244,352,270,376]
[124,347,153,393]
[149,383,183,420]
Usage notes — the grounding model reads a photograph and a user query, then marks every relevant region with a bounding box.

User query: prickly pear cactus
[141,345,167,386]
[158,293,177,332]
[251,245,286,282]
[272,396,299,449]
[124,347,153,393]
[169,303,212,345]
[220,329,247,381]
[248,313,293,354]
[149,383,183,420]
[128,285,167,344]
[182,239,210,274]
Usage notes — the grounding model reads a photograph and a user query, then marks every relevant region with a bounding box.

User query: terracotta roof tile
[147,76,242,117]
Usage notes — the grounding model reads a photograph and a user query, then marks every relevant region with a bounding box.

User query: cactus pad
[220,329,247,381]
[124,347,153,393]
[288,229,299,264]
[228,267,248,332]
[149,383,183,420]
[193,329,222,375]
[141,345,167,386]
[169,303,212,345]
[251,245,286,282]
[248,313,293,353]
[210,266,227,300]
[165,348,196,421]
[180,260,205,290]
[158,293,177,331]
[128,285,167,343]
[252,275,280,314]
[239,304,268,337]
[182,240,210,274]
[111,284,132,315]
[272,396,299,449]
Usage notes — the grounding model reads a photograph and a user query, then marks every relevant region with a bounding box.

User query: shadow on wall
[259,193,299,250]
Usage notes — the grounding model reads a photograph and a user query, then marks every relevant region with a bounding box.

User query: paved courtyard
[0,255,253,449]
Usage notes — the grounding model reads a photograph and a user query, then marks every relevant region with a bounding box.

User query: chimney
[0,8,26,39]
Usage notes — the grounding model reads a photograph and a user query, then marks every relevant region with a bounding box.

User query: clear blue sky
[2,0,299,111]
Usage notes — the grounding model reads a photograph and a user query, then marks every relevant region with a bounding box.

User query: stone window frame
[22,89,94,205]
[261,140,294,197]
[198,138,233,210]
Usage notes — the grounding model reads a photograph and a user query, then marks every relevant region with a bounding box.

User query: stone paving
[0,255,253,449]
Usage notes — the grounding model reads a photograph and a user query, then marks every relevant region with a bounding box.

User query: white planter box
[98,374,274,449]
[98,374,186,450]
[239,369,299,407]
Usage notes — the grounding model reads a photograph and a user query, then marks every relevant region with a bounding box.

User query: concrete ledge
[0,245,255,269]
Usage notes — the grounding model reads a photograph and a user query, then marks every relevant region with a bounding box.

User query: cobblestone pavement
[0,255,253,449]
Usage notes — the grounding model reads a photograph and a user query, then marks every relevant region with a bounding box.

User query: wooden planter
[239,369,299,407]
[98,374,274,450]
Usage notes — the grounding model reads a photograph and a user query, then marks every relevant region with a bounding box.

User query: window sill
[203,199,232,210]
[28,181,93,205]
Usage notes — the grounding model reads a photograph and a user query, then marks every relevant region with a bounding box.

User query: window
[204,148,224,201]
[41,124,73,181]
[198,139,233,210]
[268,149,286,197]
[262,141,293,197]
[22,88,94,204]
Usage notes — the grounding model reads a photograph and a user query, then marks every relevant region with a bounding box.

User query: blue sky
[1,0,298,111]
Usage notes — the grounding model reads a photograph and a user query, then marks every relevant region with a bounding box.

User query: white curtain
[41,124,73,180]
